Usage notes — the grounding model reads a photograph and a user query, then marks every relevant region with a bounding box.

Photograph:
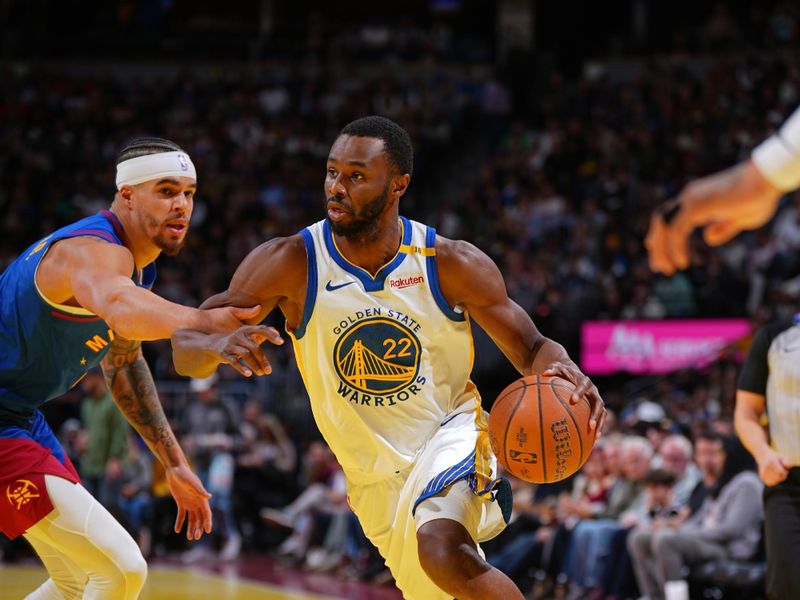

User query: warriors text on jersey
[0,210,156,426]
[289,217,486,484]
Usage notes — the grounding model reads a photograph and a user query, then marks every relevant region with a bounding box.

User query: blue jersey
[0,210,156,425]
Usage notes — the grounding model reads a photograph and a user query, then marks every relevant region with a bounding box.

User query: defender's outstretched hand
[207,325,285,377]
[646,161,782,275]
[166,464,213,541]
[542,362,607,437]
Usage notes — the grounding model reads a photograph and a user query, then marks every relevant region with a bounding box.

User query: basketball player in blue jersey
[172,117,607,600]
[0,137,257,600]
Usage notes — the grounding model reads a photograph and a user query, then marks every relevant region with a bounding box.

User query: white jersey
[288,217,481,485]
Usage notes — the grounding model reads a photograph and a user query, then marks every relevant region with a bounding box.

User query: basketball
[489,375,595,484]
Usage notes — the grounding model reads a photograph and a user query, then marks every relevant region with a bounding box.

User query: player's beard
[326,183,390,244]
[141,212,187,256]
[154,230,186,256]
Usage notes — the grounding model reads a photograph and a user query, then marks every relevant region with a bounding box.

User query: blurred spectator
[79,368,130,508]
[180,374,242,562]
[561,436,653,595]
[261,441,349,569]
[487,446,610,589]
[656,435,701,506]
[628,431,763,600]
[116,434,154,556]
[234,406,298,549]
[598,468,679,600]
[58,418,86,473]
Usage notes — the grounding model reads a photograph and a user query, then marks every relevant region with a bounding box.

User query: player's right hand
[166,464,213,541]
[210,325,285,377]
[201,305,262,333]
[646,161,783,275]
[757,447,791,487]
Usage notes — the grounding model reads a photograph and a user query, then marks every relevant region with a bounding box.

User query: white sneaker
[219,533,241,561]
[260,508,294,530]
[664,580,689,600]
[181,545,213,564]
[305,548,339,571]
[278,534,304,557]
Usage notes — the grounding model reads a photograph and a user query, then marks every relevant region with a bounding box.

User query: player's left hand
[543,362,607,437]
[166,464,213,541]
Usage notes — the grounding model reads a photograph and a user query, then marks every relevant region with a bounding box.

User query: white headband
[116,151,197,189]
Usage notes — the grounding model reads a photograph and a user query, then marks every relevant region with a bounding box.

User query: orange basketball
[489,375,595,483]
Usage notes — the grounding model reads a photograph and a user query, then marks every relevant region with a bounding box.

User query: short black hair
[694,428,725,446]
[117,137,183,164]
[339,116,413,176]
[643,468,676,487]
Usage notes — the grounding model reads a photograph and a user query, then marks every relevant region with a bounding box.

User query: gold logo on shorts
[334,317,421,395]
[7,479,41,510]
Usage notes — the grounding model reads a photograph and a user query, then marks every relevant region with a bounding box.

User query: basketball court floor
[0,556,403,599]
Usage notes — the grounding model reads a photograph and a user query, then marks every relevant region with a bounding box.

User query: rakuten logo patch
[389,275,425,289]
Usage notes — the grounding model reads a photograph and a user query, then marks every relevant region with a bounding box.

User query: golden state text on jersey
[332,311,427,407]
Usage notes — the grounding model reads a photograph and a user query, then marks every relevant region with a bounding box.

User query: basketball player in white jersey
[171,116,607,600]
[647,105,800,275]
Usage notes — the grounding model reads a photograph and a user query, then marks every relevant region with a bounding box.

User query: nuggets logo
[7,479,40,510]
[334,317,420,395]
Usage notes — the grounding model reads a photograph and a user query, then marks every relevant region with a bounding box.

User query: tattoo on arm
[101,336,183,468]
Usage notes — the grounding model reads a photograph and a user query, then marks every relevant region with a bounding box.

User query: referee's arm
[735,326,791,487]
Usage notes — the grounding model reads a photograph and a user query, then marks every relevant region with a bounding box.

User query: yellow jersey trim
[33,252,96,316]
[399,244,435,256]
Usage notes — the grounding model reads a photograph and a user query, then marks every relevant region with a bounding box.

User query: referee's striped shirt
[739,318,800,465]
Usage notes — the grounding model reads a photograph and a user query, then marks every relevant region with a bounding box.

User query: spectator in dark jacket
[628,431,762,600]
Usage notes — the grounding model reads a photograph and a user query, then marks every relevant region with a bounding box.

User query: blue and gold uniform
[0,209,155,425]
[0,209,155,538]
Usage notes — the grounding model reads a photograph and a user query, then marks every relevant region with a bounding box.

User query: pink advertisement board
[581,319,751,375]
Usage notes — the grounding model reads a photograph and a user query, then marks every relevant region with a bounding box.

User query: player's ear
[392,173,411,199]
[118,186,134,209]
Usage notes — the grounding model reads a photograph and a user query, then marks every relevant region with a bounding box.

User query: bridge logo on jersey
[6,479,40,510]
[333,317,421,395]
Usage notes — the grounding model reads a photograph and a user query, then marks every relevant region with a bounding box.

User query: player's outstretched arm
[646,161,782,275]
[101,335,213,540]
[437,237,606,434]
[171,236,306,377]
[647,105,800,275]
[60,237,259,339]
